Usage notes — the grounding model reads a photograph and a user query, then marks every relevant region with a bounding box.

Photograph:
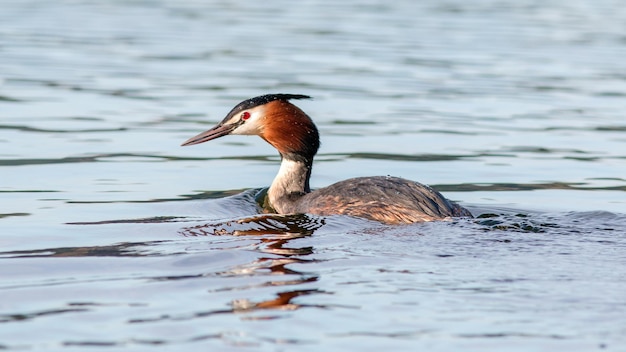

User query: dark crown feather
[224,94,312,120]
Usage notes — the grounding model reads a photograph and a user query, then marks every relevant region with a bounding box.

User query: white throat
[267,157,312,213]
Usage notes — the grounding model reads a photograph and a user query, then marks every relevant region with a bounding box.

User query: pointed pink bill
[181,122,240,146]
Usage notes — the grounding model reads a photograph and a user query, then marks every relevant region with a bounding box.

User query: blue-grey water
[1,0,626,351]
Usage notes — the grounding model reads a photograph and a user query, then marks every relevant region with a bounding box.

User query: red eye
[241,112,251,120]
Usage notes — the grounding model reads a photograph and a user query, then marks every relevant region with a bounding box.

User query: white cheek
[232,114,263,135]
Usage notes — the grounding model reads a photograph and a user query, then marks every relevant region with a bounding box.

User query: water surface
[1,0,626,350]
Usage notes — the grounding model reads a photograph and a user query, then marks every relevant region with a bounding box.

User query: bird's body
[274,175,471,224]
[182,94,471,224]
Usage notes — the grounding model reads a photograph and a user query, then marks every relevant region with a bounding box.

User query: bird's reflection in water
[232,289,326,314]
[180,213,323,256]
[179,213,328,311]
[180,213,322,236]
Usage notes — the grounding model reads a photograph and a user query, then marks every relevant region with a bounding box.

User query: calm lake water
[1,0,626,350]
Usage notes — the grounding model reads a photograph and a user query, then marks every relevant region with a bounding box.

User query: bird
[181,94,472,224]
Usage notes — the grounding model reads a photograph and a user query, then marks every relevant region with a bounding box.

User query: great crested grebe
[182,94,472,224]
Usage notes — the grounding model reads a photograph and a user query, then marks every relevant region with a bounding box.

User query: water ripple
[2,0,626,350]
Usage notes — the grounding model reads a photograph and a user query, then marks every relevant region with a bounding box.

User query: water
[1,0,626,350]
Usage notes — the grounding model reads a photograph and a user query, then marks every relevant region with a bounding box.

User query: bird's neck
[267,156,313,214]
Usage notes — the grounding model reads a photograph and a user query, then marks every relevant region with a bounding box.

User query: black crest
[224,94,312,120]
